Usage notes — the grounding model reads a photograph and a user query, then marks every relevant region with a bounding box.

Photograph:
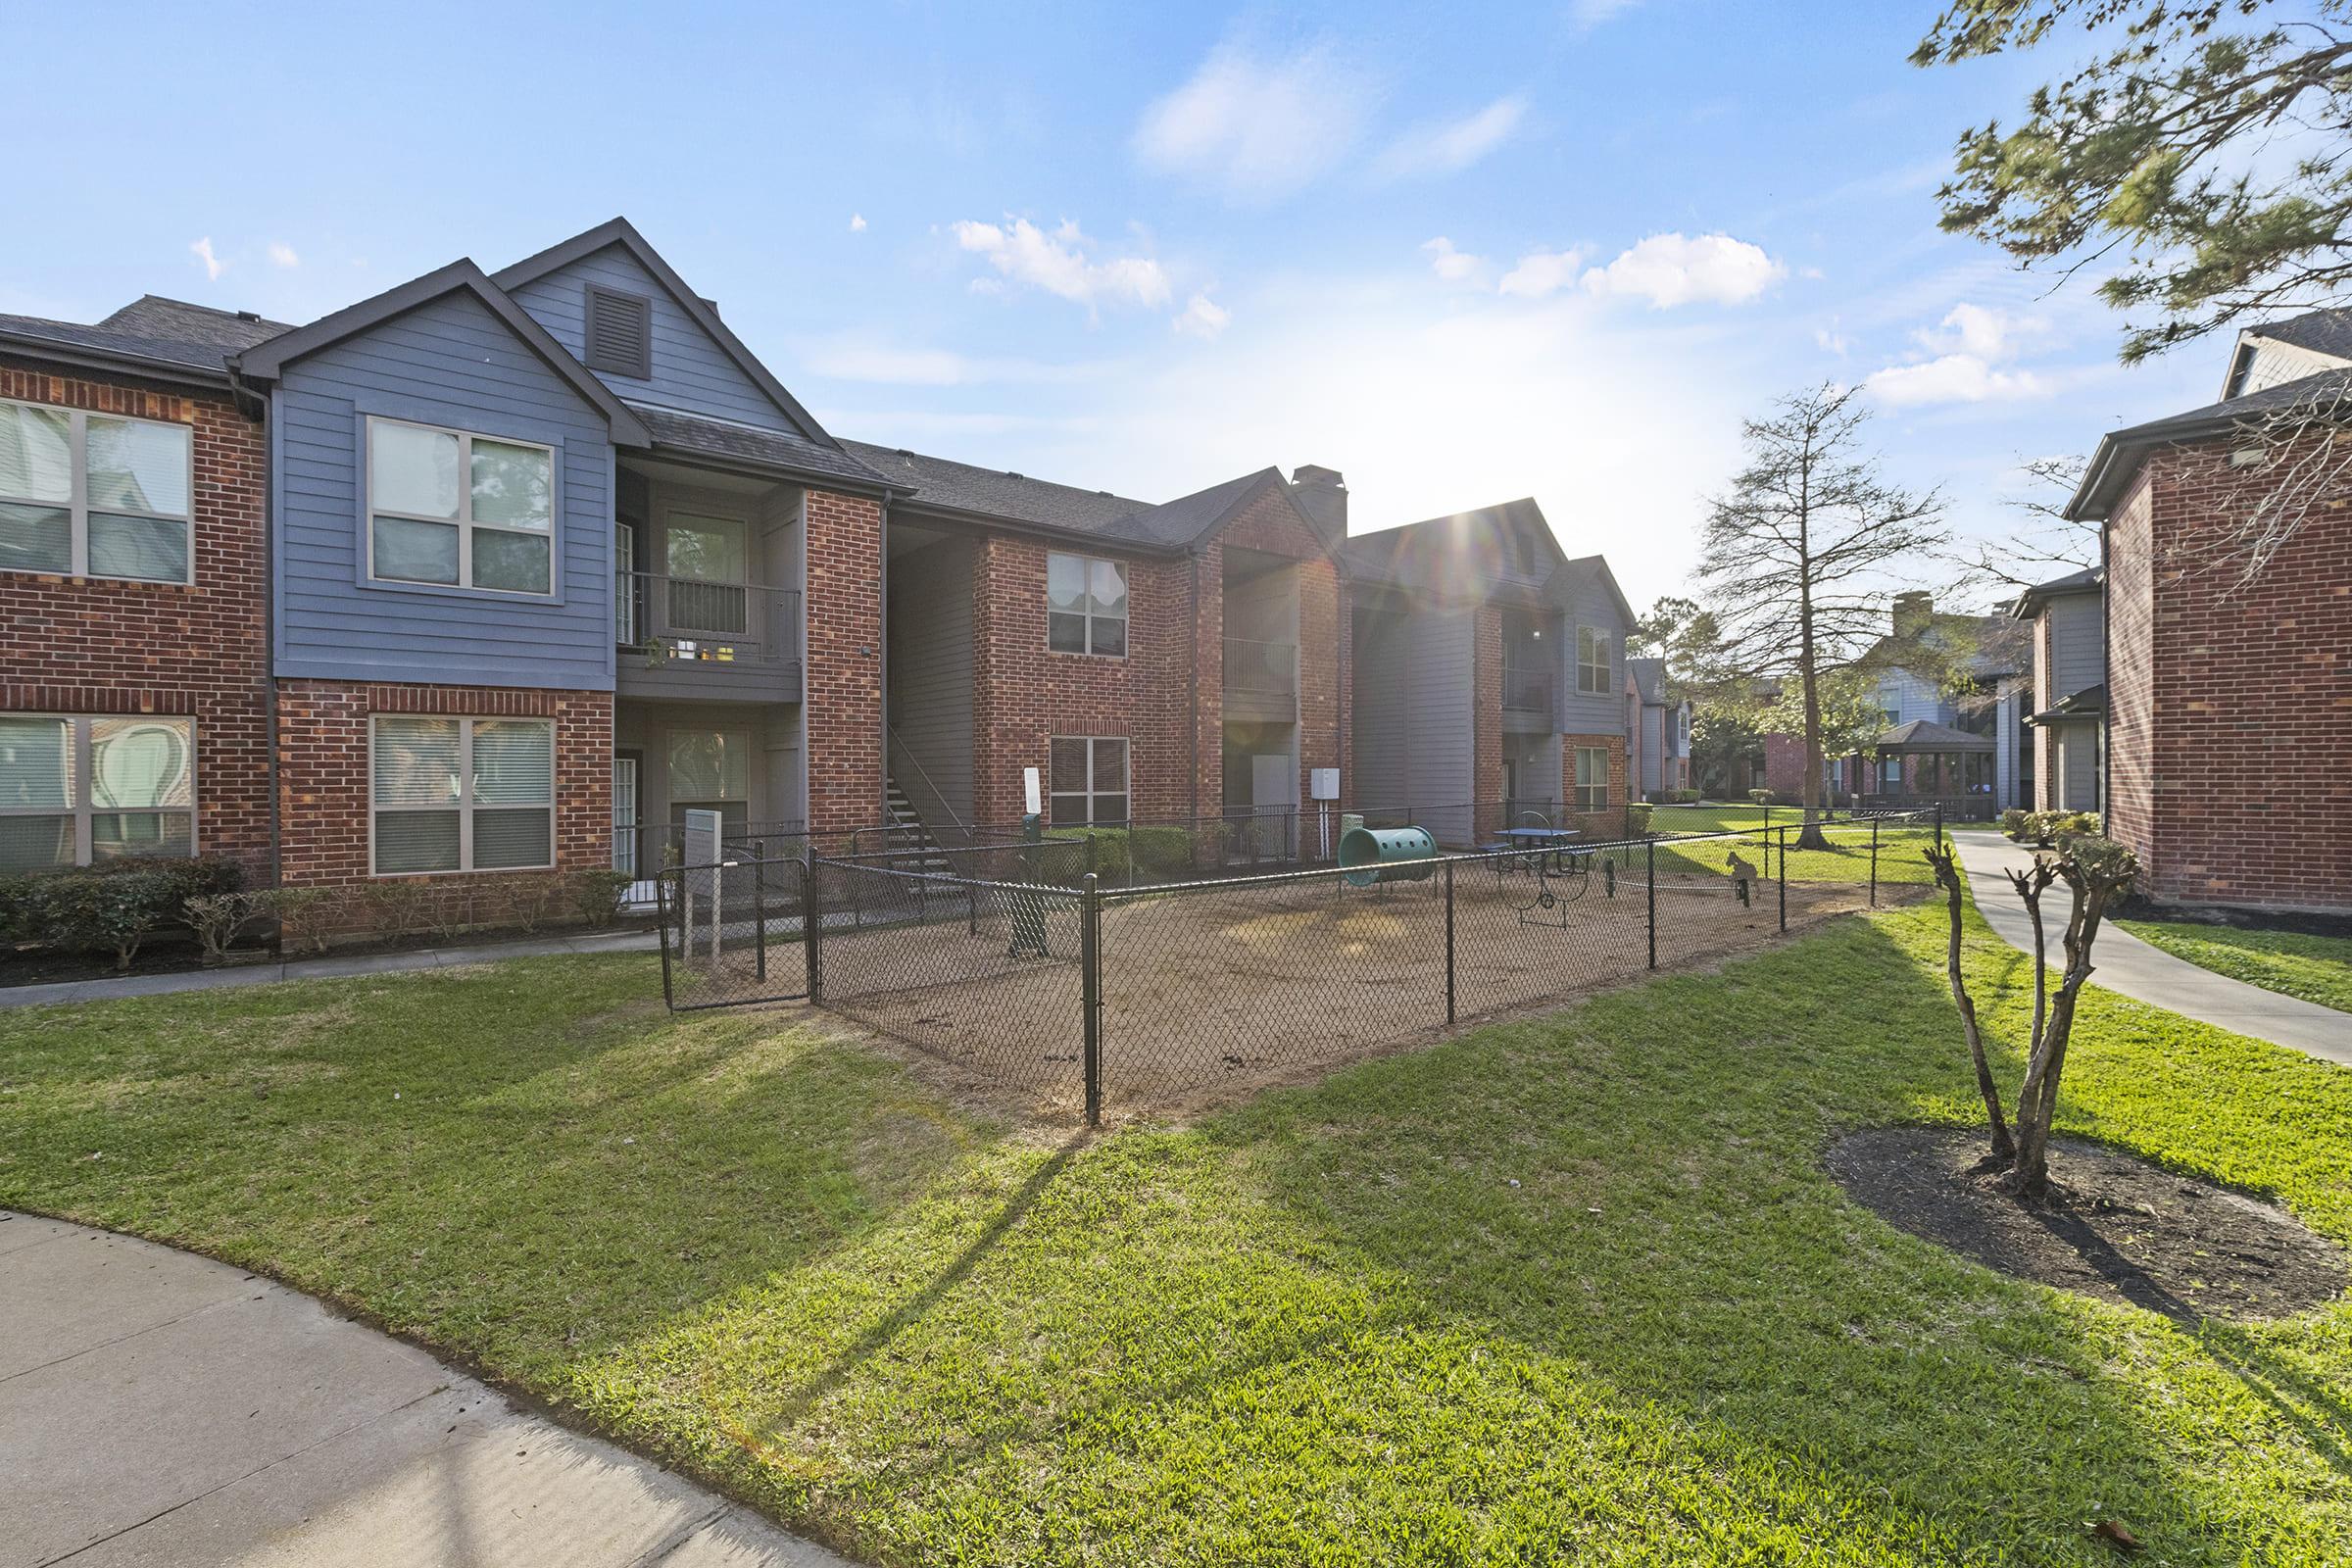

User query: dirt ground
[1827,1126,2345,1322]
[800,860,1914,1115]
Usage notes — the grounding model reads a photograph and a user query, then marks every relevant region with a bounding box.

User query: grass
[3,885,2348,1565]
[2117,918,2352,1015]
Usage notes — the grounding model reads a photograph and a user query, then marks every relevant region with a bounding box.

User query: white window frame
[365,416,557,597]
[0,398,195,585]
[1573,745,1610,810]
[368,715,557,876]
[1046,551,1129,659]
[1049,735,1130,826]
[0,712,198,867]
[1576,626,1611,695]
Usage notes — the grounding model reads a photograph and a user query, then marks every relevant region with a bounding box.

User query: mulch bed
[1829,1126,2345,1323]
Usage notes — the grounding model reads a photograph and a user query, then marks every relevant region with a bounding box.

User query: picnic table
[1489,825,1584,876]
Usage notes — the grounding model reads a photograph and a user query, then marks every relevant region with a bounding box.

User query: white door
[612,758,639,874]
[1252,753,1295,858]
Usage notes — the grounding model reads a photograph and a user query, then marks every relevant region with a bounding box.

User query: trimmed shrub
[1627,802,1655,837]
[2005,808,2102,845]
[1748,788,1776,806]
[1130,825,1199,880]
[3,857,243,970]
[1046,826,1132,881]
[570,869,636,929]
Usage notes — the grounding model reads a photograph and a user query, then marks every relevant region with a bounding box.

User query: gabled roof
[1876,718,1994,754]
[2243,307,2352,363]
[632,405,891,492]
[2009,564,2103,619]
[2069,366,2352,518]
[1860,612,2027,679]
[1626,655,1669,706]
[1120,467,1305,550]
[492,218,840,453]
[233,261,650,447]
[1558,552,1640,629]
[1339,497,1566,597]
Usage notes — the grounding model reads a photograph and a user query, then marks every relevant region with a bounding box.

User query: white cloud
[1571,0,1643,26]
[1865,355,2051,407]
[849,214,867,233]
[1173,293,1231,340]
[1497,247,1588,299]
[1422,236,1490,284]
[1134,39,1372,201]
[1581,232,1783,307]
[188,237,223,280]
[267,241,299,269]
[1815,318,1850,356]
[1917,302,2043,362]
[1373,96,1527,179]
[951,217,1171,313]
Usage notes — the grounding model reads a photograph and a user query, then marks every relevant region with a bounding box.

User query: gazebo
[1863,718,1996,817]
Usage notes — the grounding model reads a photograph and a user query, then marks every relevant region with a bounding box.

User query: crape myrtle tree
[1694,384,1948,848]
[1921,0,2352,586]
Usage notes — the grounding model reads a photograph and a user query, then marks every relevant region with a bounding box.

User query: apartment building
[2011,565,2104,813]
[1,218,1651,920]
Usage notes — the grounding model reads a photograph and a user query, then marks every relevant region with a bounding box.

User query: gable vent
[583,284,653,379]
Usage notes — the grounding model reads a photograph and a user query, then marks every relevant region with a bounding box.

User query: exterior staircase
[881,773,955,873]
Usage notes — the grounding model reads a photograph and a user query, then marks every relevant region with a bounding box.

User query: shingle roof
[1626,655,1668,706]
[2027,683,2106,725]
[2069,366,2352,517]
[1119,468,1286,549]
[0,295,294,382]
[1860,612,2027,678]
[96,296,292,353]
[2010,564,2103,618]
[1339,498,1558,592]
[2249,308,2352,362]
[843,440,1149,535]
[636,405,888,489]
[1877,718,1995,753]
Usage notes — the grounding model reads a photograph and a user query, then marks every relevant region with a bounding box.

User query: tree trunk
[1932,850,2013,1161]
[2009,879,2111,1202]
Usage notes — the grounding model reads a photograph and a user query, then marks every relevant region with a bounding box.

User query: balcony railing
[1224,637,1298,697]
[1502,664,1553,713]
[616,571,802,667]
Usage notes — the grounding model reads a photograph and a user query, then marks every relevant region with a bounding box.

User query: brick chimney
[1290,465,1347,546]
[1891,591,1934,640]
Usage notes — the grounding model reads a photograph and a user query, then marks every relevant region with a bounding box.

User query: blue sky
[13,0,2224,608]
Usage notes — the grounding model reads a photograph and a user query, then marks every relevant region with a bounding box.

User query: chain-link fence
[661,808,1941,1121]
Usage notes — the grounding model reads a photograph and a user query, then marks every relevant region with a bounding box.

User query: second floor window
[1576,626,1611,694]
[0,712,196,870]
[1047,552,1128,657]
[0,399,193,584]
[368,417,554,596]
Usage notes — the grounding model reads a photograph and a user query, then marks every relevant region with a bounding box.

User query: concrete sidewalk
[1949,830,2351,1068]
[0,930,661,1011]
[0,1212,851,1568]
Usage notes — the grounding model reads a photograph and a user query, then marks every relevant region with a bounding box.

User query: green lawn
[2118,918,2352,1015]
[3,889,2347,1565]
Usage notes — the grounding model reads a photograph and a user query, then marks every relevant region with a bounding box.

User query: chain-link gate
[656,855,812,1009]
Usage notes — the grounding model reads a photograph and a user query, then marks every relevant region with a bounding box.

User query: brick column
[805,489,884,839]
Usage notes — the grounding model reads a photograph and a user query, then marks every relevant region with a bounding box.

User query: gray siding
[1876,668,1950,725]
[2046,594,2103,697]
[1640,707,1665,795]
[272,289,616,689]
[509,245,792,431]
[886,537,975,826]
[1560,576,1631,733]
[1352,606,1476,839]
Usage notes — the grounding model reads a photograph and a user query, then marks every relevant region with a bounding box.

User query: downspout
[2098,513,2112,819]
[1189,548,1201,821]
[228,361,280,888]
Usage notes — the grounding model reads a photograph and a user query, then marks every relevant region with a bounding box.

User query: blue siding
[508,245,792,431]
[272,289,617,689]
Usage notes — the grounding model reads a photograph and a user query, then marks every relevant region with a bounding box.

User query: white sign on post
[1309,768,1340,802]
[1022,766,1043,817]
[683,808,723,964]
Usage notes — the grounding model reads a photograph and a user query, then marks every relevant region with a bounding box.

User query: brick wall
[805,489,885,836]
[968,533,1194,825]
[275,682,611,931]
[2109,440,2351,910]
[0,360,271,875]
[1561,731,1628,818]
[1762,733,1806,801]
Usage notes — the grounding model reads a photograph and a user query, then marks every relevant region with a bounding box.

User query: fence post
[1778,825,1788,933]
[1870,814,1880,907]
[1080,872,1102,1128]
[1646,835,1657,969]
[1935,802,1944,854]
[1444,858,1456,1025]
[656,871,675,1007]
[752,839,767,982]
[801,852,822,1003]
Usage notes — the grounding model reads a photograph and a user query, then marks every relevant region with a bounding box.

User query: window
[0,713,195,870]
[583,285,653,379]
[1047,552,1128,657]
[1049,736,1129,826]
[1573,746,1610,810]
[368,417,554,595]
[370,715,554,874]
[666,729,749,804]
[1576,626,1610,694]
[0,399,193,583]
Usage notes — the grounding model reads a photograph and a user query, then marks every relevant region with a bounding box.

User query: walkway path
[0,1212,851,1568]
[1949,829,2351,1068]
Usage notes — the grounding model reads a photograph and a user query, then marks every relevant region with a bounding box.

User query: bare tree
[1695,385,1949,848]
[1925,842,2016,1164]
[1948,453,2102,597]
[2201,380,2352,588]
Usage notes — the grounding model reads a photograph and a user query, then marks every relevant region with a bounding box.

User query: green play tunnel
[1340,825,1437,887]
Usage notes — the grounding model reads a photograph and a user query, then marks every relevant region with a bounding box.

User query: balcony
[1224,637,1298,721]
[615,571,803,703]
[1502,664,1553,731]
